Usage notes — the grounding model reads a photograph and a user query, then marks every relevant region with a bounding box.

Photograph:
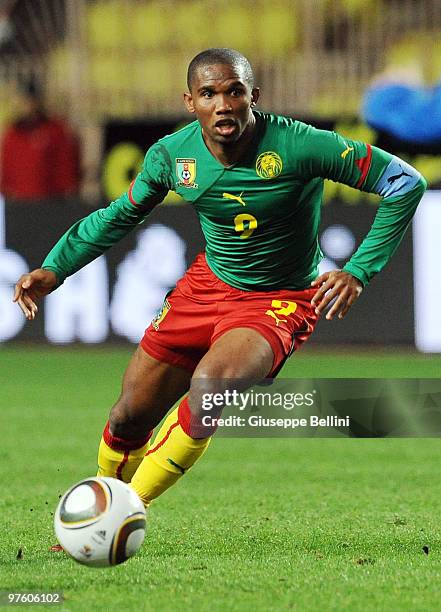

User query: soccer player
[14,49,426,510]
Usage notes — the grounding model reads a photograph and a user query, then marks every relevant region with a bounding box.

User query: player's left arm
[297,127,427,319]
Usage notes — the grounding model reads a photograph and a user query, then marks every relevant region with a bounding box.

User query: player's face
[184,63,260,145]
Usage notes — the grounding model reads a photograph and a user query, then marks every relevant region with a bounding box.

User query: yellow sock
[130,398,211,506]
[97,422,152,483]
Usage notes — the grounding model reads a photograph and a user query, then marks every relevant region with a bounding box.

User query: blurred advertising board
[413,191,441,352]
[0,195,415,346]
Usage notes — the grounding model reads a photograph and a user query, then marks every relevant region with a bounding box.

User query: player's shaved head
[187,48,254,90]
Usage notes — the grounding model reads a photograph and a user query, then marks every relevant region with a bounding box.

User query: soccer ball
[54,477,146,567]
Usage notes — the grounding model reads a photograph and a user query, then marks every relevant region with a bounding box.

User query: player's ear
[183,92,195,114]
[250,87,260,108]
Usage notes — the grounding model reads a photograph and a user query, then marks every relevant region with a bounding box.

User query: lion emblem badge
[255,151,283,179]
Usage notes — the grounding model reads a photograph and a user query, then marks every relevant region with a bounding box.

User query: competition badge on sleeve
[176,158,198,188]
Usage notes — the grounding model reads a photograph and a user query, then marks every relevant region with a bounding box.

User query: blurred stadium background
[0,0,440,354]
[2,0,441,120]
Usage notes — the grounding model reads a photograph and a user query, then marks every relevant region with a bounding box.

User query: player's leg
[129,284,319,507]
[130,327,274,505]
[97,345,191,482]
[129,286,318,506]
[49,348,190,552]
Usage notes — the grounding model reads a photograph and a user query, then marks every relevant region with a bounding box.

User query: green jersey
[42,111,426,290]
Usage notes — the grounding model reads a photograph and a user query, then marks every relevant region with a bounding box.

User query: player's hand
[310,270,363,320]
[13,269,58,320]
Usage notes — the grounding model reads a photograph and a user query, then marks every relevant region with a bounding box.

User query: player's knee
[192,362,238,381]
[108,392,150,438]
[188,372,241,422]
[187,374,219,420]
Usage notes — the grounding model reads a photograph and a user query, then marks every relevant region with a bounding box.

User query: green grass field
[1,346,441,611]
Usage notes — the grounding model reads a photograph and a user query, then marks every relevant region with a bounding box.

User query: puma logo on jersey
[341,143,354,159]
[265,310,287,327]
[223,192,246,206]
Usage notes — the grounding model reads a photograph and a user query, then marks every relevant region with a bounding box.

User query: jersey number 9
[234,213,258,239]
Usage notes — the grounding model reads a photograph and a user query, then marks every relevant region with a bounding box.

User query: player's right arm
[14,144,170,320]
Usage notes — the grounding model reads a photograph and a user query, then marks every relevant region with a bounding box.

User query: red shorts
[141,253,318,377]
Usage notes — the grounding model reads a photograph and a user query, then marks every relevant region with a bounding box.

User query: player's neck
[203,114,256,167]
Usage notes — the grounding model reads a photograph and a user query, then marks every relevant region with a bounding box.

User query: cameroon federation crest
[176,158,198,188]
[256,151,283,179]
